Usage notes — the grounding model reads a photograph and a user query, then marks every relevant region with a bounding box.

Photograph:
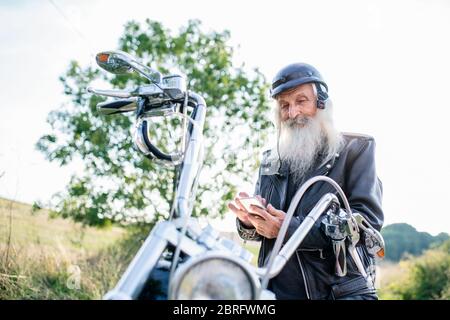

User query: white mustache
[283,115,310,128]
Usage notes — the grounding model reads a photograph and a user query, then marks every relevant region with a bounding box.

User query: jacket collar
[264,150,340,177]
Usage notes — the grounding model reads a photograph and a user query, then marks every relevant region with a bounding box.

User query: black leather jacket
[237,133,384,300]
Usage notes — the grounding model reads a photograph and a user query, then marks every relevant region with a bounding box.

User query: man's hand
[228,192,257,228]
[247,197,286,239]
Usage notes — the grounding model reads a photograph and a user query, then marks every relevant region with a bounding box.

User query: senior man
[228,63,384,300]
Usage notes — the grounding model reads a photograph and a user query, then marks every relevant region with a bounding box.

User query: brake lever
[87,87,132,98]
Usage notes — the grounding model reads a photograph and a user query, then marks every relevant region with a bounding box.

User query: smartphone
[238,196,266,219]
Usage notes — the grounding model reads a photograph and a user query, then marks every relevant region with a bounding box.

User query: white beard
[276,104,343,183]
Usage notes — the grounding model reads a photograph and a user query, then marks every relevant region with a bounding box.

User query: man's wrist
[236,218,260,240]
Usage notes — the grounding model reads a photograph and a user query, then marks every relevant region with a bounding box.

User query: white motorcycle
[87,51,385,300]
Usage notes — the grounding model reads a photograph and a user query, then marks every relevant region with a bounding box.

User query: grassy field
[0,197,143,299]
[0,197,406,299]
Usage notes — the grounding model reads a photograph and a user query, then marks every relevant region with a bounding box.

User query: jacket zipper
[267,175,282,201]
[266,183,274,205]
[296,251,312,299]
[259,184,274,268]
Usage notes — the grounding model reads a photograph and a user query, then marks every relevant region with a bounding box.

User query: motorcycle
[87,50,385,300]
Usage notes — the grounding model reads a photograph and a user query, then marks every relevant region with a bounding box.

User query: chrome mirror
[95,50,162,83]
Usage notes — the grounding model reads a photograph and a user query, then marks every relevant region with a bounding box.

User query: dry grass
[0,197,142,299]
[376,260,406,289]
[0,198,123,250]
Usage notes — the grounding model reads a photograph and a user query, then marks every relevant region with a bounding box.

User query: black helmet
[270,63,329,108]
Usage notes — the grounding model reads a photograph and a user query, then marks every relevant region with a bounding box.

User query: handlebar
[96,98,137,115]
[89,90,205,168]
[88,50,207,221]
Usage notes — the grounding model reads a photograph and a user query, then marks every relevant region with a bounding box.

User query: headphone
[315,82,329,109]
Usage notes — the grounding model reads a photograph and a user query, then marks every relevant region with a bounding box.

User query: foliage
[380,240,450,300]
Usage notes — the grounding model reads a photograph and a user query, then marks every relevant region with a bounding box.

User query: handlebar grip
[97,99,137,115]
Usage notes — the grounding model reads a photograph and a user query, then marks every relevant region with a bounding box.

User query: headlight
[169,253,257,300]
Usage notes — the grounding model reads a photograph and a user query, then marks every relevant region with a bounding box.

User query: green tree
[36,19,272,227]
[382,223,449,261]
[381,240,450,300]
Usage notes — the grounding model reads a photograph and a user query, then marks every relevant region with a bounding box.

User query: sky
[0,0,450,235]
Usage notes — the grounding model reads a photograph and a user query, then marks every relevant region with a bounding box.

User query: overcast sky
[1,0,449,235]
